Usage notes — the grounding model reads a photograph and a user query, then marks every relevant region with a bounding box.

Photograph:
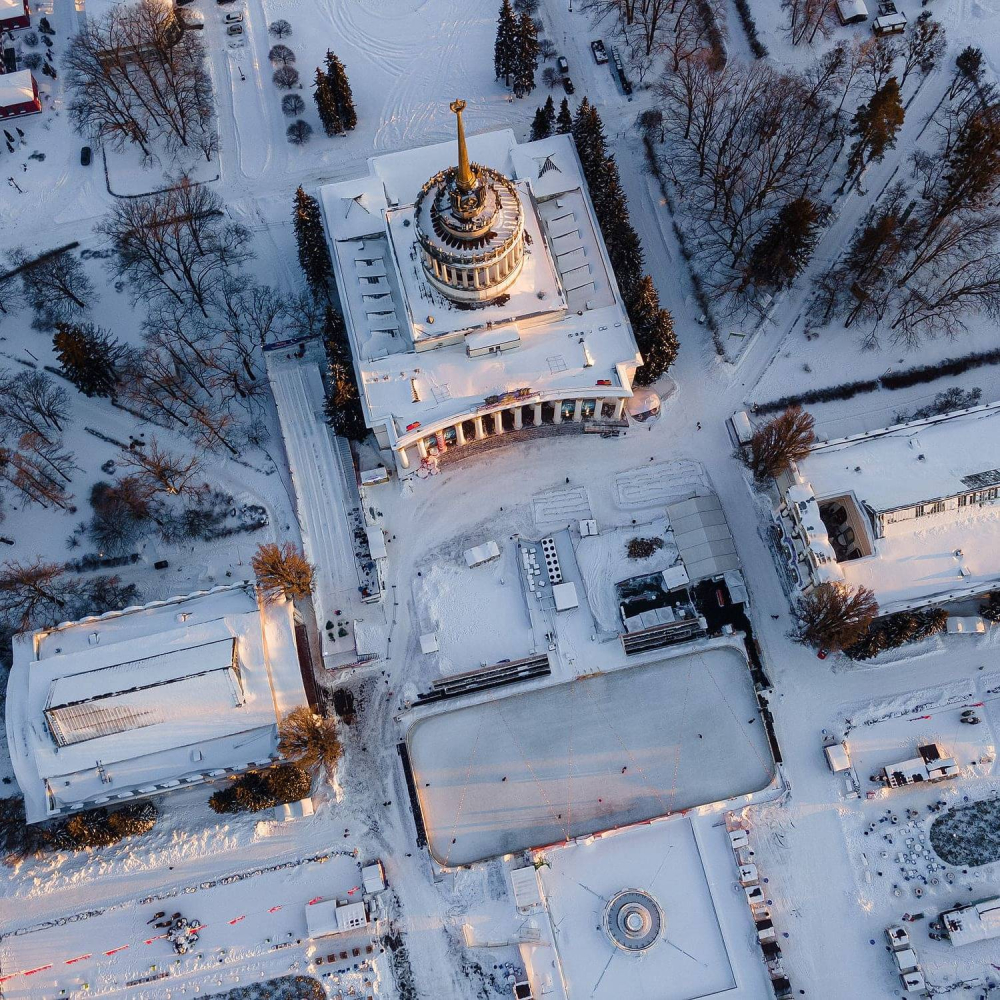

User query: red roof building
[0,0,30,31]
[0,70,41,119]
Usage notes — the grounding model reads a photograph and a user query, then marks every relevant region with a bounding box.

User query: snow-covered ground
[4,0,1000,994]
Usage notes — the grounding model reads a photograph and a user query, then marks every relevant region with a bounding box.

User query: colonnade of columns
[394,395,627,469]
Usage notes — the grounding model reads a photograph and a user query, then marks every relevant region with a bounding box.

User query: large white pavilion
[5,583,308,824]
[318,102,641,472]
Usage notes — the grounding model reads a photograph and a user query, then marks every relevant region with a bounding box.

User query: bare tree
[98,176,253,316]
[0,559,77,632]
[745,406,815,481]
[791,583,878,651]
[278,706,342,776]
[1,369,69,445]
[0,445,74,510]
[7,247,95,329]
[65,0,217,159]
[119,438,203,497]
[898,12,945,89]
[782,0,837,47]
[252,542,314,602]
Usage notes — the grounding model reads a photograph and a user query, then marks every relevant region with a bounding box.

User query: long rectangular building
[5,583,308,823]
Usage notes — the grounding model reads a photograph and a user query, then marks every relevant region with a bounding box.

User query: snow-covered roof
[319,130,638,449]
[0,70,35,108]
[5,585,307,823]
[304,899,368,938]
[0,0,27,18]
[534,817,771,1000]
[664,493,740,581]
[801,402,1000,513]
[942,897,1000,946]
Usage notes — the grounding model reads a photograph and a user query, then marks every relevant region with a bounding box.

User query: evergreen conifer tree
[531,103,550,141]
[743,197,820,294]
[846,77,904,180]
[512,10,538,98]
[494,0,517,85]
[292,186,334,298]
[627,277,677,385]
[52,322,125,398]
[555,97,572,134]
[322,307,368,440]
[542,95,555,133]
[325,51,357,130]
[313,67,343,136]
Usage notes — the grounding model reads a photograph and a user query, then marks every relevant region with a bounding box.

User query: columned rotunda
[414,100,526,303]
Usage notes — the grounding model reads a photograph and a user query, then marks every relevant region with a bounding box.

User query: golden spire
[450,99,476,193]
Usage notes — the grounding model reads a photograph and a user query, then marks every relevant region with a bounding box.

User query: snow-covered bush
[843,608,947,660]
[208,766,311,814]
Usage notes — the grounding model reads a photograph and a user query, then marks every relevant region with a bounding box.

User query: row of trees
[290,187,369,439]
[66,0,217,163]
[313,50,357,137]
[495,0,539,98]
[817,51,1000,345]
[1,798,157,863]
[582,0,721,71]
[571,98,678,383]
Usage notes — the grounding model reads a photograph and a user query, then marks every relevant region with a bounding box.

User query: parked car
[562,75,575,94]
[224,10,242,21]
[226,22,243,33]
[80,145,92,166]
[556,55,569,74]
[216,0,236,5]
[590,39,608,63]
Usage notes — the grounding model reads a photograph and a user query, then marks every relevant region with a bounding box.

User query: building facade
[0,0,30,31]
[318,102,641,472]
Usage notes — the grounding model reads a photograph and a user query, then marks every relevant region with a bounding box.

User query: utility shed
[465,540,501,567]
[836,0,868,21]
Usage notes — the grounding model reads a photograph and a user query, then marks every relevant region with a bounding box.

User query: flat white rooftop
[802,402,1000,513]
[835,505,1000,611]
[405,642,774,866]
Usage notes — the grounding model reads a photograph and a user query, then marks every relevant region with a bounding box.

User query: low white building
[774,401,1000,612]
[940,896,1000,947]
[319,102,641,473]
[5,584,309,824]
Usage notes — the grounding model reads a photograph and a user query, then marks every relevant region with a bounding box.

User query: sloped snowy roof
[0,70,34,107]
[665,493,740,581]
